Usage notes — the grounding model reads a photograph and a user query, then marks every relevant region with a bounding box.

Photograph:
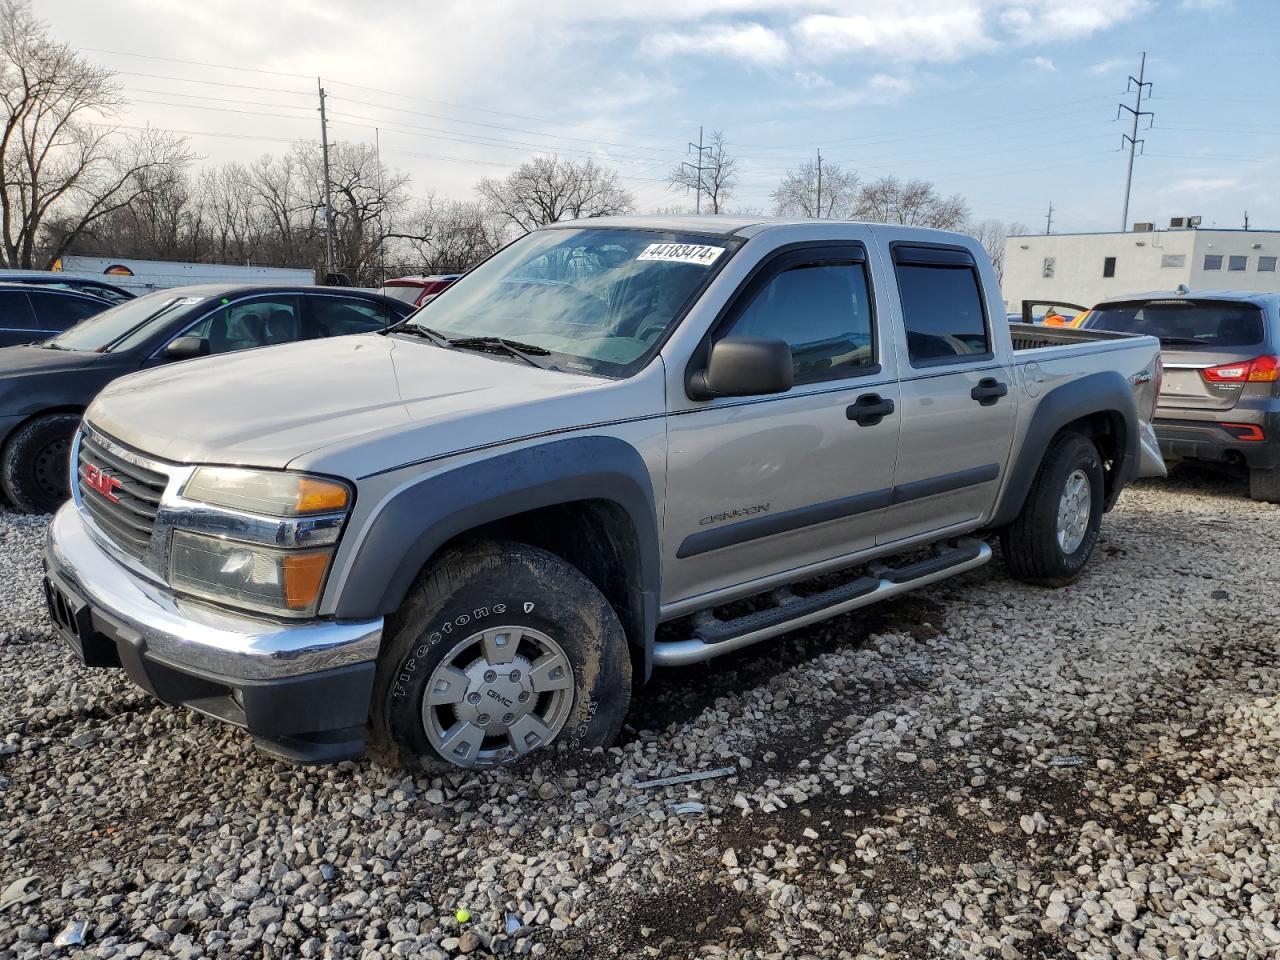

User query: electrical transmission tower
[1117,53,1153,232]
[681,127,712,214]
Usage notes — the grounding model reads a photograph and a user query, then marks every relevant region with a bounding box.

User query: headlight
[169,530,333,616]
[171,468,353,617]
[182,467,350,516]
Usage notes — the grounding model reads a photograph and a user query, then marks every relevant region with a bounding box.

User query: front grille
[76,428,168,560]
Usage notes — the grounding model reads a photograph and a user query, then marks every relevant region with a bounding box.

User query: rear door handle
[971,377,1008,405]
[847,393,895,426]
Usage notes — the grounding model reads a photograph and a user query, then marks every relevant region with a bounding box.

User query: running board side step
[652,537,991,667]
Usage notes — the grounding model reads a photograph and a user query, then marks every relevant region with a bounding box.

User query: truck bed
[1008,322,1137,352]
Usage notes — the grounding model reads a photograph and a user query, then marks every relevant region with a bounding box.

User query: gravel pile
[2,469,1279,959]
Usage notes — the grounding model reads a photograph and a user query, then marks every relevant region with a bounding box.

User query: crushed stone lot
[2,469,1279,960]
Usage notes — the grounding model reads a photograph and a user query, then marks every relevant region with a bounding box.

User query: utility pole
[1045,201,1054,235]
[317,77,337,281]
[1117,52,1153,232]
[1244,210,1250,230]
[815,149,823,218]
[681,126,708,214]
[375,127,386,284]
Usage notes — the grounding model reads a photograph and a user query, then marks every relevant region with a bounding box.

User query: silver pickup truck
[43,217,1165,769]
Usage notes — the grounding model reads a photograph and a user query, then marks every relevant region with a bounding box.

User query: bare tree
[390,194,501,275]
[771,160,859,219]
[477,156,634,235]
[968,219,1027,284]
[0,1,191,267]
[855,176,969,230]
[666,130,738,214]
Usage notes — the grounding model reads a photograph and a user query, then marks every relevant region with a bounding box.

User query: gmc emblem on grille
[82,463,122,504]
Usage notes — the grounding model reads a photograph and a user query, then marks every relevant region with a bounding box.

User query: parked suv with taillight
[1081,290,1280,502]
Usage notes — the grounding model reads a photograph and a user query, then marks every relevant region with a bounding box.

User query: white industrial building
[1001,220,1280,313]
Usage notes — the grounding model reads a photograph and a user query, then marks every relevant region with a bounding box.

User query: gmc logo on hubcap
[486,689,513,708]
[82,463,123,504]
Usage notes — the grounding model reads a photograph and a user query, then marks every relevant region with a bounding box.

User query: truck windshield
[1083,300,1266,349]
[46,290,192,352]
[403,227,738,376]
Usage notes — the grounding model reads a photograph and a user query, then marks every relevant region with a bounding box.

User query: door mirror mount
[687,336,793,400]
[164,336,210,360]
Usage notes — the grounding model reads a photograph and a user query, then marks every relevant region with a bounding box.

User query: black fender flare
[332,435,661,666]
[989,370,1139,528]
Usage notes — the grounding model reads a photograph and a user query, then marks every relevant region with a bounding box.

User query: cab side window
[183,296,303,355]
[310,297,389,336]
[31,292,106,331]
[894,246,990,365]
[721,260,875,384]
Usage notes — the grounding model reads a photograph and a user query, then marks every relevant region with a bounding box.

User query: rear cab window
[0,289,37,331]
[892,245,991,366]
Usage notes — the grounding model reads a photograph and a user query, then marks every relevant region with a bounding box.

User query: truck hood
[86,334,652,476]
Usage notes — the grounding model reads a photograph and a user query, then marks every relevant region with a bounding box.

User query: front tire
[1001,431,1104,587]
[1,413,81,514]
[369,540,631,770]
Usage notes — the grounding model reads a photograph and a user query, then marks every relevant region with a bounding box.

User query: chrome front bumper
[45,502,382,683]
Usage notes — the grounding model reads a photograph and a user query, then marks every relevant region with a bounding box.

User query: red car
[379,274,460,308]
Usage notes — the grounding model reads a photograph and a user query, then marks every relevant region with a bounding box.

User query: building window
[1102,256,1116,278]
[1228,255,1248,272]
[1042,257,1055,279]
[1259,256,1277,273]
[1160,254,1186,268]
[1204,254,1223,271]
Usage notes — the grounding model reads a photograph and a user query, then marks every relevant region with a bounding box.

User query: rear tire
[1001,431,1104,587]
[369,540,631,771]
[1249,467,1280,504]
[1,413,81,514]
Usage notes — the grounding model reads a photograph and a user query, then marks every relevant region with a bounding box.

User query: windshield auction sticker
[637,243,725,266]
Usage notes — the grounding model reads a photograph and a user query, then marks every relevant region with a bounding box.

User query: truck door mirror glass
[690,336,794,399]
[164,335,210,360]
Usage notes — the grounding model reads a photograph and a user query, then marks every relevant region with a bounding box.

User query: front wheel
[1001,431,1104,587]
[1,413,81,514]
[369,540,631,770]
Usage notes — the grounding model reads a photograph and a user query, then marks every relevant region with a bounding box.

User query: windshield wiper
[449,336,557,370]
[40,341,70,350]
[386,323,456,350]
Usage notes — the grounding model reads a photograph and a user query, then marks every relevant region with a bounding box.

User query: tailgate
[1161,351,1252,412]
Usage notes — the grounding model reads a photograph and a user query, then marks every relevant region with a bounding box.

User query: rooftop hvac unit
[1132,222,1155,232]
[1170,217,1188,228]
[1189,216,1202,227]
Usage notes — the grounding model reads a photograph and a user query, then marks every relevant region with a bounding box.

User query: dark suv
[0,284,413,513]
[0,283,113,347]
[1081,290,1280,501]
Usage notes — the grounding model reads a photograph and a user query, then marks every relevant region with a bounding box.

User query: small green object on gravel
[455,908,470,924]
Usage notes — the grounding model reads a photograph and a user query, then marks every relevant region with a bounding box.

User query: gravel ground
[2,468,1279,960]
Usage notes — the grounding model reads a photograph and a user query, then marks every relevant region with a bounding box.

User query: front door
[877,243,1016,544]
[663,242,901,607]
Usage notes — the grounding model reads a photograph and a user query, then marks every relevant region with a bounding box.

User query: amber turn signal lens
[295,477,350,514]
[282,551,332,610]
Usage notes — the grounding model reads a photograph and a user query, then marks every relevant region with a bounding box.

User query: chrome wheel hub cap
[1056,469,1091,555]
[421,626,574,769]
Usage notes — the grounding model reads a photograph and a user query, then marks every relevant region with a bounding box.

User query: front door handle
[971,377,1008,405]
[847,393,895,426]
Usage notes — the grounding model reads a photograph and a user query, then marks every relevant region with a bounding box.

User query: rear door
[0,289,40,345]
[877,243,1017,544]
[1083,299,1272,414]
[28,291,109,333]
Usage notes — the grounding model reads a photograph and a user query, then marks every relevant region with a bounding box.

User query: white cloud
[1169,177,1240,193]
[645,22,789,64]
[1087,56,1129,75]
[793,70,833,89]
[793,7,993,62]
[1026,55,1057,71]
[998,0,1150,43]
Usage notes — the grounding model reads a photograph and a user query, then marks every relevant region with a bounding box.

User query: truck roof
[550,214,972,244]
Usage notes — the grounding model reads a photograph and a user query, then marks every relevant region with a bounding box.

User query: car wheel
[1,413,81,514]
[369,540,632,771]
[1249,467,1280,504]
[1000,431,1104,587]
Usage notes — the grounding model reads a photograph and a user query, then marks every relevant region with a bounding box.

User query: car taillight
[1200,355,1279,383]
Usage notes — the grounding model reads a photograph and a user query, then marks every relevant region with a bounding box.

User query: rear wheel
[1,413,81,514]
[1001,431,1104,587]
[369,540,631,771]
[1249,467,1280,504]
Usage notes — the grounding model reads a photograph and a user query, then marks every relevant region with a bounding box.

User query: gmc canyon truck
[43,217,1166,770]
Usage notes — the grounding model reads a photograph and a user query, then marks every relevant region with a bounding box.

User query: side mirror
[688,336,793,400]
[164,336,209,360]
